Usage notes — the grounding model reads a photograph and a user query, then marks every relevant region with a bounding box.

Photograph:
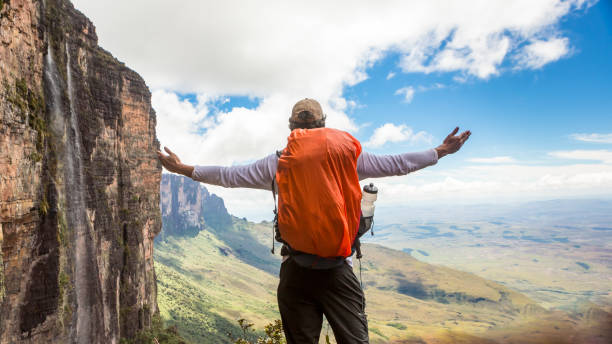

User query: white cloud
[400,33,511,79]
[395,83,446,103]
[394,86,415,103]
[365,123,433,148]
[418,83,446,91]
[468,156,516,164]
[386,72,396,80]
[549,150,612,163]
[154,91,357,165]
[72,0,590,93]
[515,37,570,69]
[570,133,612,144]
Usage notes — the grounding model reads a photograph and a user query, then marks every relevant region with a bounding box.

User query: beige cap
[290,98,324,124]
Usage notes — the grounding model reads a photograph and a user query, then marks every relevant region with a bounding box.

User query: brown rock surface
[0,0,161,343]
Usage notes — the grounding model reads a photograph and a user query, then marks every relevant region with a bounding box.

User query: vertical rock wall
[159,174,233,240]
[0,0,161,343]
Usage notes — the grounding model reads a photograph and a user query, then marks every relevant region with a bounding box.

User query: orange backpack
[275,128,362,258]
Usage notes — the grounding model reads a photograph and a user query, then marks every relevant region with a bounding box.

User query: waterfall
[45,41,97,343]
[65,42,96,344]
[44,45,63,135]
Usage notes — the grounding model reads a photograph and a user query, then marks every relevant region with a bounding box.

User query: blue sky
[213,1,612,160]
[73,0,612,220]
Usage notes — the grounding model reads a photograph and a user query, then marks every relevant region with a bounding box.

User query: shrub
[229,319,286,344]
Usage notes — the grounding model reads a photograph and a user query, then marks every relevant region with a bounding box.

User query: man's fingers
[445,127,459,142]
[459,131,471,144]
[164,146,174,156]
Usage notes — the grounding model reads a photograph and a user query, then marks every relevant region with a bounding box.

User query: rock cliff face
[0,0,161,343]
[159,174,232,240]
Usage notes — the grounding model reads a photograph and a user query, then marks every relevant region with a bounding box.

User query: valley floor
[155,217,612,344]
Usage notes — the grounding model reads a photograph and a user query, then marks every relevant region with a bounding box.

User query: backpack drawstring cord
[358,257,366,314]
[271,225,275,254]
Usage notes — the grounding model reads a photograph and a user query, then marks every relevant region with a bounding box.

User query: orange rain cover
[276,128,362,258]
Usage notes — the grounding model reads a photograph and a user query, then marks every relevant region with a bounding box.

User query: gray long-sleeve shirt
[191,149,438,188]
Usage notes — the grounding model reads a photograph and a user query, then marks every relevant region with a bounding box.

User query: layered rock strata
[0,0,161,342]
[159,174,232,240]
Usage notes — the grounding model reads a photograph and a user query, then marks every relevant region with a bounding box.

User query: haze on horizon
[72,0,612,221]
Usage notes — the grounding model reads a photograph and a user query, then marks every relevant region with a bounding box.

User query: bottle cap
[363,182,378,194]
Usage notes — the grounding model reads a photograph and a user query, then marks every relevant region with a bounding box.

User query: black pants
[277,258,369,344]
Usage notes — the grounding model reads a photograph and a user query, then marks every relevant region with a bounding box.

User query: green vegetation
[57,209,68,247]
[155,222,281,343]
[386,322,407,330]
[39,196,49,216]
[229,319,285,344]
[208,217,280,274]
[369,327,388,340]
[58,271,69,293]
[6,78,46,152]
[94,47,125,67]
[0,244,4,302]
[155,263,241,343]
[155,198,612,343]
[29,152,43,162]
[57,270,72,328]
[121,314,188,344]
[155,219,532,342]
[576,262,590,270]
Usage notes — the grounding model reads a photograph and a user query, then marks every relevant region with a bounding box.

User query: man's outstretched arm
[158,127,470,186]
[358,127,470,179]
[157,147,277,190]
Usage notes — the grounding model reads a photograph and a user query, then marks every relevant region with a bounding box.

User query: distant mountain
[155,175,612,344]
[159,174,232,239]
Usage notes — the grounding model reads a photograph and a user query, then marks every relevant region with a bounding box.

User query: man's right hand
[156,147,194,177]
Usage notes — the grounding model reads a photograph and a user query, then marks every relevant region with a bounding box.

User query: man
[157,98,470,343]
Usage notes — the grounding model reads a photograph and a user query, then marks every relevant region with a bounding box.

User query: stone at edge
[0,0,161,343]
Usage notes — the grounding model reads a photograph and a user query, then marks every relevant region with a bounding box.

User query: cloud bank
[467,156,517,164]
[70,0,598,219]
[570,133,612,144]
[74,0,587,95]
[72,0,591,164]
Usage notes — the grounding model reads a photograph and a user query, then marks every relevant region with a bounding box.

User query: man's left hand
[435,127,471,159]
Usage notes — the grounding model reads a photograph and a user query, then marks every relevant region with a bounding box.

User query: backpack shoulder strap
[270,150,283,254]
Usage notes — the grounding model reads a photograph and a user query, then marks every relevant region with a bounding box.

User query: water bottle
[361,183,378,217]
[360,183,378,235]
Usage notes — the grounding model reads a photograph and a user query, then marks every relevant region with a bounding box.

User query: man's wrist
[178,164,194,177]
[435,146,447,159]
